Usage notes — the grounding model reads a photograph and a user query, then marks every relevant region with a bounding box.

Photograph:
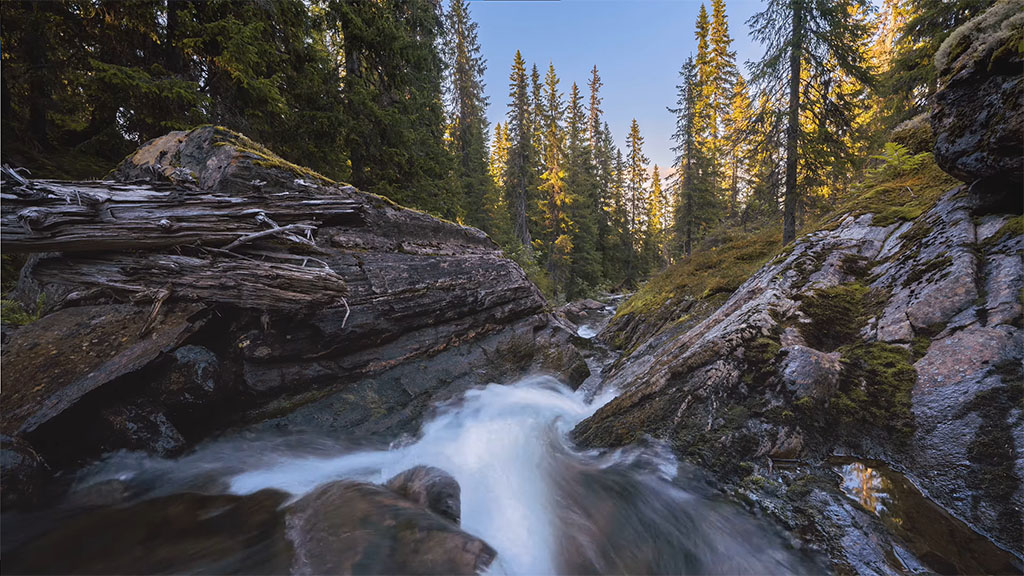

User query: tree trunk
[783,0,804,245]
[27,2,51,149]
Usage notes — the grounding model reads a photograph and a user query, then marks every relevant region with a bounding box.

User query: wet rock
[558,298,606,325]
[385,465,461,524]
[780,345,841,401]
[286,480,495,575]
[98,400,186,456]
[931,1,1024,187]
[0,435,45,506]
[4,489,292,574]
[575,185,1024,557]
[150,345,225,411]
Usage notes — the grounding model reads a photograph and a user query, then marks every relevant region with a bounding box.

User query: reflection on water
[836,460,1023,575]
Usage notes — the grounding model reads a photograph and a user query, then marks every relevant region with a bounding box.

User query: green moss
[831,342,917,439]
[911,322,946,361]
[743,337,782,387]
[811,157,958,230]
[798,283,870,352]
[981,215,1024,250]
[208,126,333,184]
[840,253,871,280]
[615,226,784,322]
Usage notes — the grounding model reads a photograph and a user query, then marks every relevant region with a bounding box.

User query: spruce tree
[625,119,650,260]
[565,81,603,296]
[642,165,669,270]
[442,0,494,230]
[333,0,455,216]
[723,74,755,215]
[504,50,534,248]
[670,56,718,256]
[749,0,873,243]
[586,65,604,151]
[888,0,993,121]
[537,63,572,292]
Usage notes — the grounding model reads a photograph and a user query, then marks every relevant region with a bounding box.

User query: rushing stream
[6,375,817,575]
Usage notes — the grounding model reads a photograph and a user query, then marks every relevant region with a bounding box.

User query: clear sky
[469,0,767,172]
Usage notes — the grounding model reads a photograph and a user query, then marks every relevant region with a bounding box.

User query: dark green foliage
[1,0,348,181]
[886,0,995,124]
[333,0,455,217]
[443,0,496,231]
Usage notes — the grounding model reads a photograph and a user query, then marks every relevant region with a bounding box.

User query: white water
[228,376,618,575]
[576,324,599,339]
[70,376,815,574]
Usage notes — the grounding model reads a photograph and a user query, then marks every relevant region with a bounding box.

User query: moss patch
[798,283,870,352]
[616,226,784,321]
[742,337,783,388]
[831,342,917,439]
[812,158,959,230]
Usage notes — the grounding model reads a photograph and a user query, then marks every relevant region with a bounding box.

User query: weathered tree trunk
[1,176,362,253]
[783,0,804,245]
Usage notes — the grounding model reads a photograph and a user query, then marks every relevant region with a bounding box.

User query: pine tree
[749,0,873,243]
[625,119,649,260]
[722,74,755,215]
[670,56,719,256]
[586,65,604,151]
[565,81,603,296]
[504,50,534,248]
[333,0,455,216]
[442,0,494,230]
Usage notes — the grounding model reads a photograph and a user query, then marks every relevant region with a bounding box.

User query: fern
[1,294,46,327]
[868,142,932,181]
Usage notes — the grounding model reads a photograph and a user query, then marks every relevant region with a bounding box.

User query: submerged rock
[286,480,495,575]
[385,465,461,525]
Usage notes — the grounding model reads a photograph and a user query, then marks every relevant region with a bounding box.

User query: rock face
[0,126,585,501]
[575,186,1024,562]
[931,1,1024,188]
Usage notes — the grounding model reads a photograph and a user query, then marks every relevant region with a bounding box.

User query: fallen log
[0,173,364,253]
[27,251,349,312]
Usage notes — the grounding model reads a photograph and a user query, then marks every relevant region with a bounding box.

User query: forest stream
[4,312,1020,575]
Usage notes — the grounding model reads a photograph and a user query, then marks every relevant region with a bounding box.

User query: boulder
[385,465,461,525]
[931,1,1024,187]
[286,480,496,575]
[574,186,1024,557]
[0,126,586,502]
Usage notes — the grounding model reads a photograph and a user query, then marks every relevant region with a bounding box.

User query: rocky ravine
[577,4,1023,572]
[1,126,586,505]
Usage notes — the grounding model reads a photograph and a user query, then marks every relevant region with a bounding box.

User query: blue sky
[469,0,767,171]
